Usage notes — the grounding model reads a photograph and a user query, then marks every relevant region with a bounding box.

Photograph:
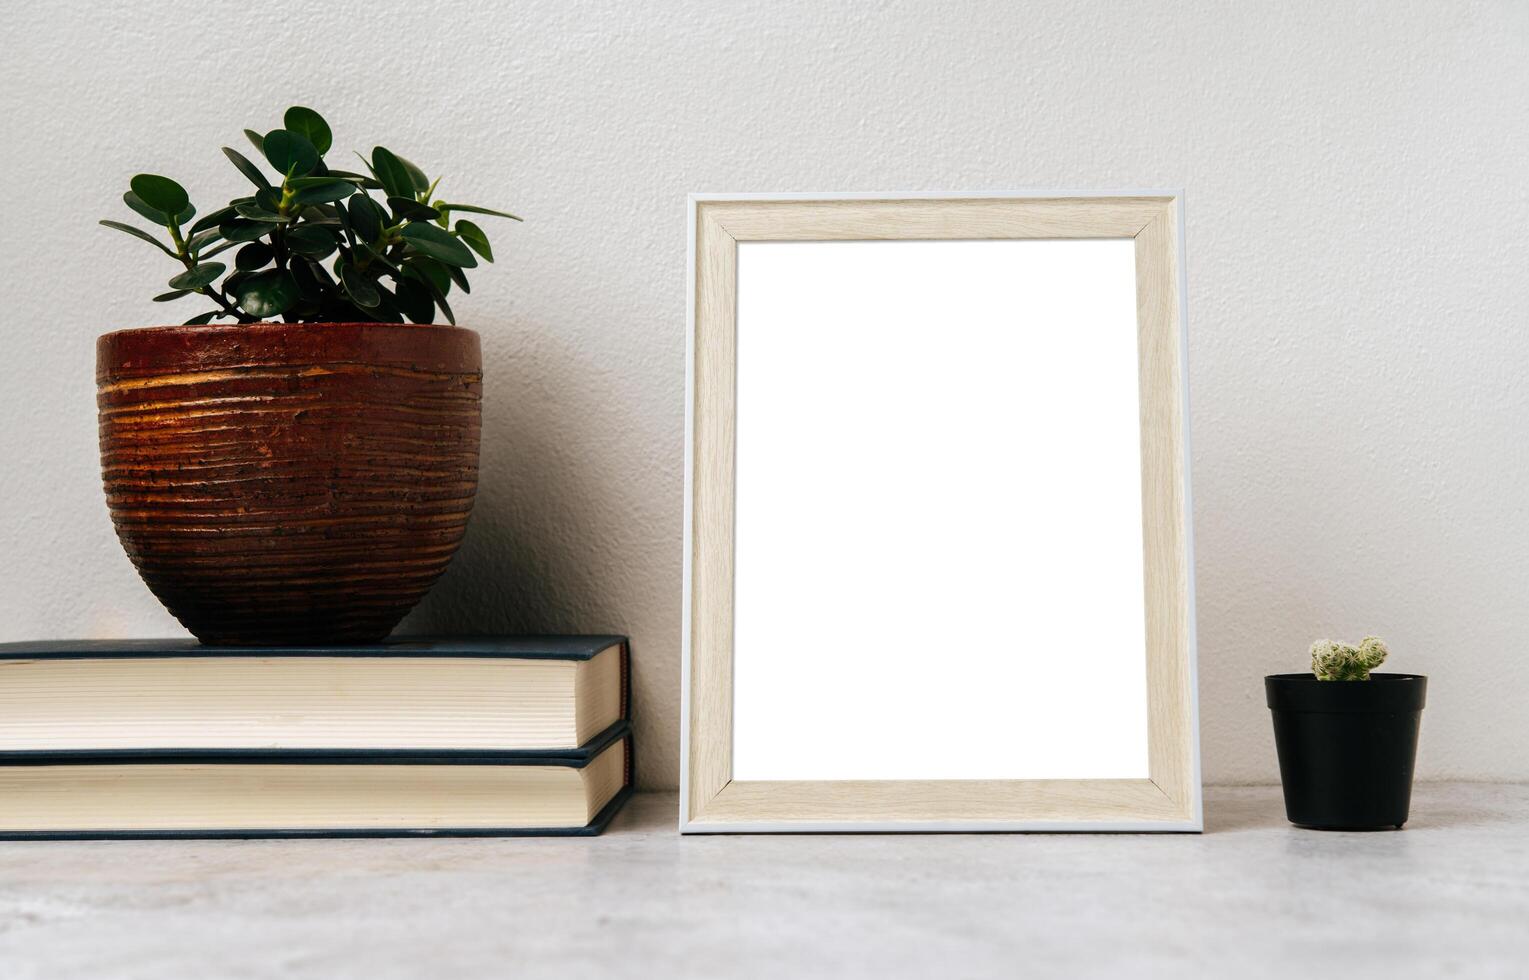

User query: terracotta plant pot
[96,323,482,645]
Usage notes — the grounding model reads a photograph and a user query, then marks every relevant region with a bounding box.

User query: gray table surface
[1,784,1524,979]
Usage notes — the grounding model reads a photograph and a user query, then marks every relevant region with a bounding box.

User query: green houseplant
[102,105,517,324]
[97,106,517,645]
[1265,636,1427,830]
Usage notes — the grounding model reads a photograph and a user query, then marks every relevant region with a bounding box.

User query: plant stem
[166,222,250,322]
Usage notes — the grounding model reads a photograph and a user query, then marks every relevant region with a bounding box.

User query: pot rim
[97,321,482,381]
[1264,672,1427,683]
[1265,672,1427,713]
[98,321,477,344]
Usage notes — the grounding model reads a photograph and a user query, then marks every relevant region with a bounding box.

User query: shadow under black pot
[1265,673,1427,830]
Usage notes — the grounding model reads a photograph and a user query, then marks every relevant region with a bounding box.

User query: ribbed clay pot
[97,323,482,645]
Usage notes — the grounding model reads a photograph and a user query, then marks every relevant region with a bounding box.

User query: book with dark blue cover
[0,635,627,661]
[0,723,634,840]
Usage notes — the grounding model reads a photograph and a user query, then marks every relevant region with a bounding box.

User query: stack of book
[0,636,631,839]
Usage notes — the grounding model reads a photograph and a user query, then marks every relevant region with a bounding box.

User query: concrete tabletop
[1,784,1524,978]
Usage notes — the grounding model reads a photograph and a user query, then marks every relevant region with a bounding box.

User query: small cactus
[1310,636,1389,681]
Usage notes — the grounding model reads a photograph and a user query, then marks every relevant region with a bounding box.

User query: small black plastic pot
[1265,673,1427,830]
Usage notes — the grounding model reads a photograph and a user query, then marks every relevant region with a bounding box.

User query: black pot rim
[1265,673,1427,713]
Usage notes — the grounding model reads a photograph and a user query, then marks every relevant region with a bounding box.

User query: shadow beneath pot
[1202,787,1287,833]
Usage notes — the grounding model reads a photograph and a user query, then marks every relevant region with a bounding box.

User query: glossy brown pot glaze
[96,323,482,645]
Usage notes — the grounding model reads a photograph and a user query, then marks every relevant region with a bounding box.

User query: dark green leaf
[305,258,336,289]
[286,176,338,189]
[262,129,319,177]
[243,129,265,154]
[183,311,219,325]
[355,242,401,275]
[340,264,381,308]
[123,191,168,225]
[189,206,237,236]
[255,187,284,212]
[370,146,413,199]
[297,204,343,224]
[400,222,476,268]
[218,217,270,242]
[396,155,429,194]
[288,177,356,205]
[456,219,493,262]
[289,258,326,299]
[346,195,386,242]
[403,261,456,324]
[223,147,272,189]
[129,174,189,217]
[198,240,238,260]
[437,203,522,221]
[282,106,332,155]
[153,289,192,302]
[367,284,406,323]
[99,219,177,257]
[433,289,455,324]
[235,202,285,223]
[124,192,194,227]
[236,269,299,318]
[405,255,452,296]
[393,276,436,324]
[327,168,384,190]
[168,262,226,291]
[284,224,338,258]
[388,196,439,221]
[235,241,274,271]
[445,262,471,293]
[186,229,221,255]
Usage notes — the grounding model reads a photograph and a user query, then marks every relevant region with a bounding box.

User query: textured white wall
[2,0,1525,787]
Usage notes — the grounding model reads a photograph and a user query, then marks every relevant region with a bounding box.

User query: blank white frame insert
[732,239,1149,782]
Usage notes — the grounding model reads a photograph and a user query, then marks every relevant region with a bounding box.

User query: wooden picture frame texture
[681,192,1200,832]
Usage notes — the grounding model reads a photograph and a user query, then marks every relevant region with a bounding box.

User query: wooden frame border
[681,192,1201,833]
